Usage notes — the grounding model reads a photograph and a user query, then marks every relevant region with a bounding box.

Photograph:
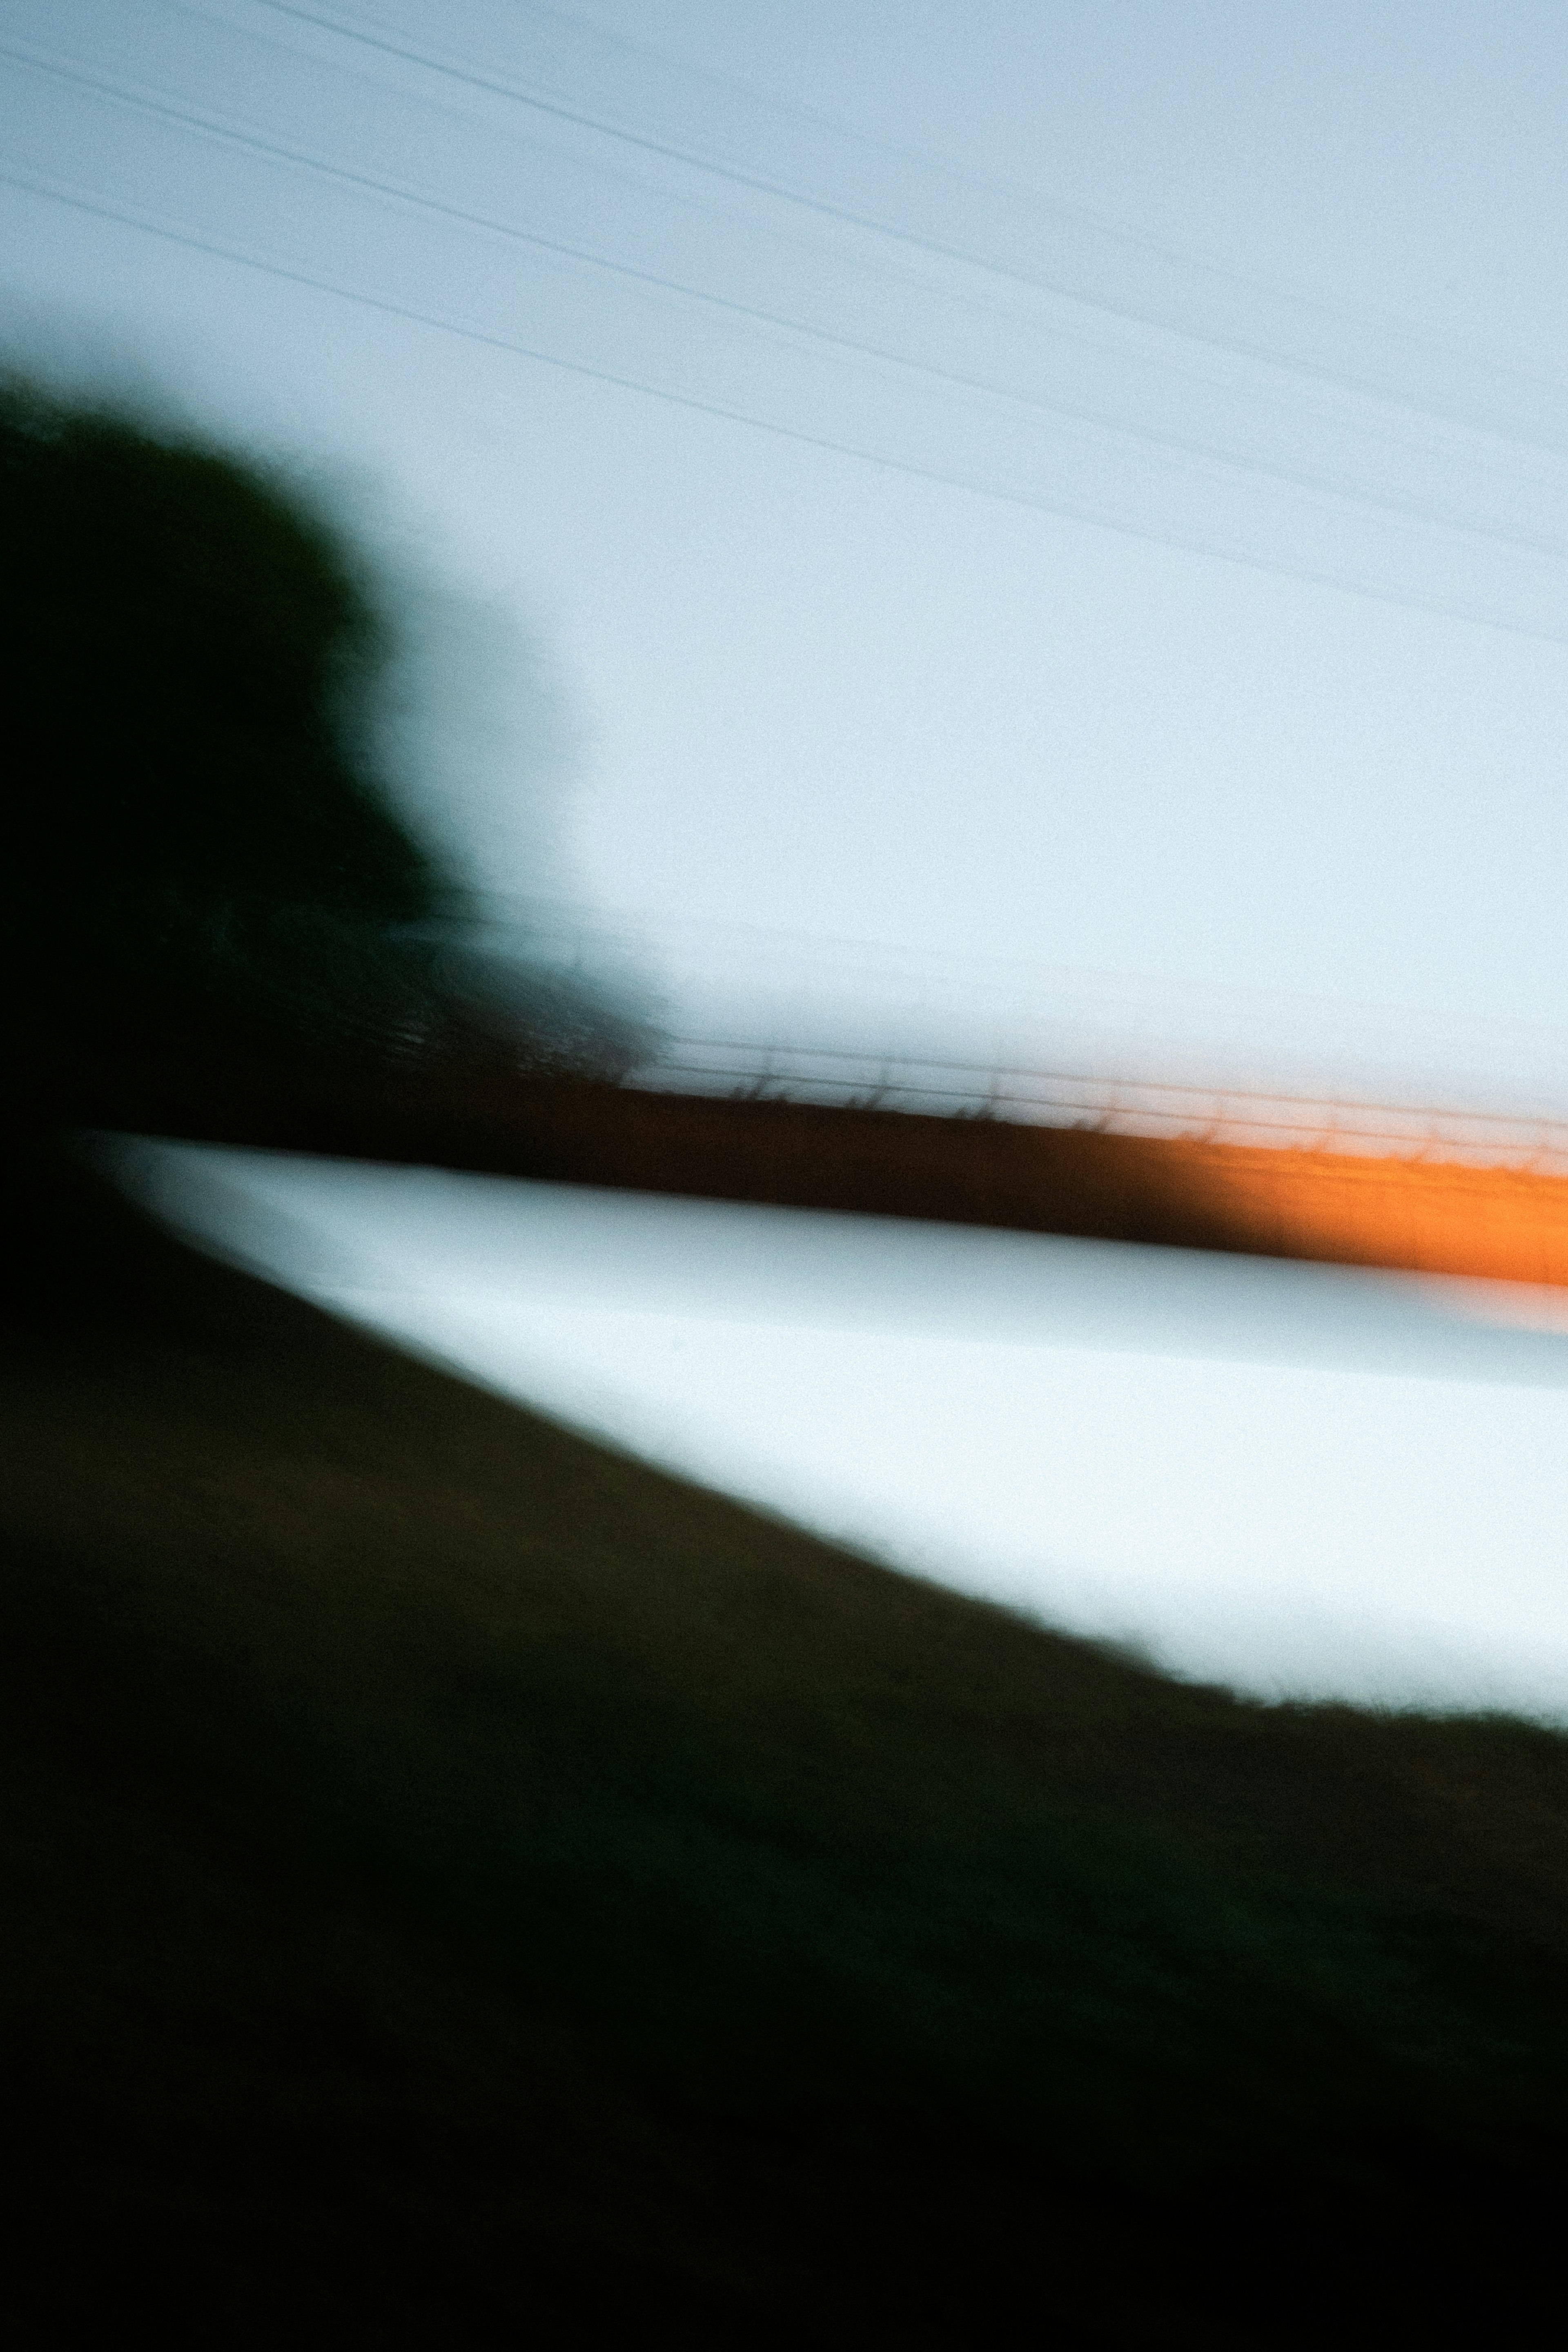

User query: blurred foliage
[0,379,650,1118]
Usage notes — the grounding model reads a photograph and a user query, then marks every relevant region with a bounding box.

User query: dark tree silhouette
[0,380,648,1133]
[2,381,448,921]
[1,381,452,1091]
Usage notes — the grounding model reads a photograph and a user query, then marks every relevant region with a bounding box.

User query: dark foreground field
[4,1149,1568,2344]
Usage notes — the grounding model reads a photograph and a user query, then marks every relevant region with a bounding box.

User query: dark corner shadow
[2,1167,1568,2344]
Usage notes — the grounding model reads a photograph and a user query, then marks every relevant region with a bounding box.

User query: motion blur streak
[109,1136,1568,1722]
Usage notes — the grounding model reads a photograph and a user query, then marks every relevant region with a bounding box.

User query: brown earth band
[69,1054,1568,1287]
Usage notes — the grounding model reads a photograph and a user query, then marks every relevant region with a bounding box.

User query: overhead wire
[251,0,1568,455]
[5,33,1563,566]
[7,149,1568,648]
[3,18,1568,639]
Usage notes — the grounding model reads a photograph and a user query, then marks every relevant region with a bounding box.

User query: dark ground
[3,1143,1567,2345]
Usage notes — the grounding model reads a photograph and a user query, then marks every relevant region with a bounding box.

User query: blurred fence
[479,904,1568,1170]
[630,1032,1568,1171]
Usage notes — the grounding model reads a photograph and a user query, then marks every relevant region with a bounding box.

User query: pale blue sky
[5,1,1568,1095]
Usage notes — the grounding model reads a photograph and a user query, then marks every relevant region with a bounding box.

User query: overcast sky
[5,1,1568,1099]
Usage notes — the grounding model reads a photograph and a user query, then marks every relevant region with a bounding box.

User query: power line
[252,0,1568,456]
[8,34,1561,566]
[2,148,1565,643]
